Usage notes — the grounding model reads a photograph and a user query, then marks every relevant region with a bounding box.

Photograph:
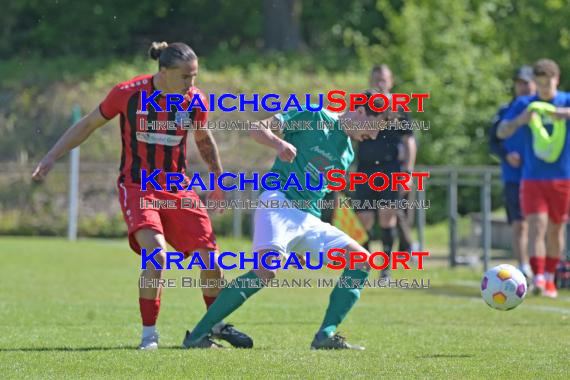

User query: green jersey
[267,106,354,217]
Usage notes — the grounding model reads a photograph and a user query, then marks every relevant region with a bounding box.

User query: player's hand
[550,108,570,120]
[506,152,521,168]
[32,154,55,182]
[206,185,225,215]
[400,172,413,196]
[276,140,297,163]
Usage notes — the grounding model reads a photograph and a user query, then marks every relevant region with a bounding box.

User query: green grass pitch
[1,236,569,378]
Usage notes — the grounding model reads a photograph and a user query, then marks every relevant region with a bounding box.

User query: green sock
[318,268,369,337]
[189,270,263,341]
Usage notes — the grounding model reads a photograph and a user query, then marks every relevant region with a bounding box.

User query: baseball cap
[514,66,534,82]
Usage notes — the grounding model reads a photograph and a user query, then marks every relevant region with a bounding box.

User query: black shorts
[354,161,401,211]
[504,181,523,224]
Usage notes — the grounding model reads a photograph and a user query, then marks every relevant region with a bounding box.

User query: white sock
[520,263,531,274]
[142,325,157,338]
[544,272,555,282]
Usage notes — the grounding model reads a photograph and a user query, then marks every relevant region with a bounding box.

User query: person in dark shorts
[489,65,535,279]
[354,64,417,279]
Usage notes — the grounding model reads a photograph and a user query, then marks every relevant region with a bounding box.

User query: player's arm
[551,107,570,119]
[496,110,531,139]
[191,91,223,177]
[489,110,509,160]
[489,125,509,159]
[393,107,416,172]
[249,116,297,163]
[32,108,109,181]
[193,128,223,177]
[193,128,226,210]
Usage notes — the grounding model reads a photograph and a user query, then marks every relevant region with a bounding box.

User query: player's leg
[183,190,295,348]
[301,217,370,350]
[160,188,254,348]
[396,209,413,252]
[193,248,223,306]
[544,222,564,298]
[135,228,168,350]
[513,220,530,276]
[396,191,414,253]
[527,213,548,294]
[520,180,548,294]
[542,179,570,298]
[193,247,254,348]
[117,182,167,350]
[379,207,397,279]
[160,189,225,310]
[505,182,531,277]
[377,161,403,279]
[356,210,375,251]
[182,249,279,348]
[354,165,381,252]
[312,239,370,350]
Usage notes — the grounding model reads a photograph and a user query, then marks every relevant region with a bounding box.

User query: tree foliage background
[3,0,570,164]
[1,0,570,234]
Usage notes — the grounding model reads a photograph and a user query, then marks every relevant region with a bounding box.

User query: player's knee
[362,220,374,231]
[528,215,547,233]
[519,220,528,234]
[380,209,397,228]
[144,248,167,270]
[341,242,372,271]
[210,264,224,279]
[155,250,168,268]
[512,221,525,235]
[199,250,222,272]
[353,260,371,271]
[547,222,565,237]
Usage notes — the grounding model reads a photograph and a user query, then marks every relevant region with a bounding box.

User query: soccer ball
[481,264,527,311]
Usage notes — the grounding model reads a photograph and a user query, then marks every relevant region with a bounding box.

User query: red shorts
[117,181,218,255]
[520,179,570,223]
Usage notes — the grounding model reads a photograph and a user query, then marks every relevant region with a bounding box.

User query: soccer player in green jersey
[183,93,388,350]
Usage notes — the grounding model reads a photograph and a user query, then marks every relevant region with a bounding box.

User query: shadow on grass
[236,321,316,326]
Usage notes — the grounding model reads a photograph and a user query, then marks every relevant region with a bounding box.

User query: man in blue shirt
[489,66,535,279]
[497,59,570,298]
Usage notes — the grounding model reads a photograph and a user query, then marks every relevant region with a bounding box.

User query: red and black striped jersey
[99,74,208,186]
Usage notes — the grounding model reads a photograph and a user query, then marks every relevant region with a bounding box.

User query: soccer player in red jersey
[32,42,252,349]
